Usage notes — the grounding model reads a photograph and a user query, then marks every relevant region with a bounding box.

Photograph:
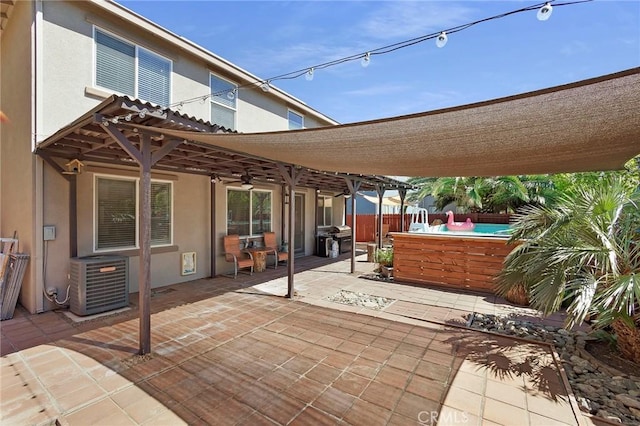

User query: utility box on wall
[69,256,129,316]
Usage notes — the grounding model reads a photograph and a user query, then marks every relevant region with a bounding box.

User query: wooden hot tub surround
[391,232,518,293]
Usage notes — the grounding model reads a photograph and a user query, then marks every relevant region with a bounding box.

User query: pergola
[35,95,414,354]
[36,68,640,354]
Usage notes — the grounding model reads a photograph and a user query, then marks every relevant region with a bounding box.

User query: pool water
[430,223,511,237]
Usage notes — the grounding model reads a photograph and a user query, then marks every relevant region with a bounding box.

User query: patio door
[294,194,305,255]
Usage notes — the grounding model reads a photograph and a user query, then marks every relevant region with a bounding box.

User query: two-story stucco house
[1,0,410,318]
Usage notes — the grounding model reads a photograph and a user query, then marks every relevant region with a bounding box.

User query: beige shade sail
[360,193,403,206]
[131,68,640,178]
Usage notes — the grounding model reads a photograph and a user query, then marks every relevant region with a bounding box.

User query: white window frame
[93,26,172,106]
[288,110,304,130]
[226,188,273,237]
[93,174,174,252]
[317,195,333,227]
[210,73,238,130]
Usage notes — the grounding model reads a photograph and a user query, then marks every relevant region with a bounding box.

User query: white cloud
[343,84,412,96]
[559,41,590,56]
[359,2,475,40]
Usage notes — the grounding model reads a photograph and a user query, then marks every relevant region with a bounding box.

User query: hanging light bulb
[537,2,553,21]
[260,81,271,92]
[361,52,371,68]
[227,89,236,100]
[436,32,448,48]
[305,68,314,81]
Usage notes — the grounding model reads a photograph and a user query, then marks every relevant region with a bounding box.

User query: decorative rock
[615,394,640,410]
[467,313,639,425]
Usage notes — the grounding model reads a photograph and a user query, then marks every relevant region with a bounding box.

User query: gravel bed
[326,290,395,310]
[469,313,640,424]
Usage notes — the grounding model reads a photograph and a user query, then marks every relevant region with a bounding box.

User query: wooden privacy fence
[347,213,512,242]
[392,233,517,293]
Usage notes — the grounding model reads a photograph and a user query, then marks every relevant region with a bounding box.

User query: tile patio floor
[1,251,584,425]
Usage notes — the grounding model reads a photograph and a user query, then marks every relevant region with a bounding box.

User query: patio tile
[256,393,307,425]
[1,255,582,426]
[441,386,483,417]
[483,397,529,425]
[361,380,404,410]
[281,355,318,375]
[285,376,326,404]
[343,398,393,425]
[289,406,341,425]
[386,352,420,372]
[447,370,485,395]
[374,365,412,389]
[332,371,370,397]
[485,377,527,408]
[305,362,343,384]
[312,386,356,418]
[394,391,440,420]
[405,375,446,402]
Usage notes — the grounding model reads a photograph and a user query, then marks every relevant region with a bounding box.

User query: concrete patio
[1,251,582,425]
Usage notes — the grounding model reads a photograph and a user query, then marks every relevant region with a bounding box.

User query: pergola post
[399,188,407,233]
[345,179,361,274]
[376,185,385,249]
[210,177,217,278]
[138,133,152,355]
[277,164,304,298]
[100,117,182,355]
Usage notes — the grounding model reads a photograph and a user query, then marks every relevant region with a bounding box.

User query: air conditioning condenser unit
[69,255,129,316]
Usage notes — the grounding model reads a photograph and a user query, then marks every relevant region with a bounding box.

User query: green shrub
[375,248,393,267]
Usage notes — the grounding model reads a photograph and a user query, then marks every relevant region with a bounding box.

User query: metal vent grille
[69,256,129,316]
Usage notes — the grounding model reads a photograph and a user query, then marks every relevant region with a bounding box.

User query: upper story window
[317,196,333,227]
[210,74,237,130]
[95,28,171,107]
[95,176,173,251]
[288,110,304,130]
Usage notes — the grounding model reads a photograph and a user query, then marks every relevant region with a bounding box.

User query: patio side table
[243,247,268,272]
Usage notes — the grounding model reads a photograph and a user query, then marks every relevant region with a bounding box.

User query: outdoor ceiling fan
[334,189,351,198]
[218,170,254,189]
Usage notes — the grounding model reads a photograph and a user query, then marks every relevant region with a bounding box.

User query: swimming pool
[427,223,511,237]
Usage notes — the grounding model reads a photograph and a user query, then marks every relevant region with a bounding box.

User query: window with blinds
[288,110,304,130]
[95,28,171,107]
[95,177,173,250]
[227,189,271,237]
[210,74,237,130]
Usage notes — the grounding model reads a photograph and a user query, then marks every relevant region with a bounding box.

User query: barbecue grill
[316,225,353,257]
[330,225,352,254]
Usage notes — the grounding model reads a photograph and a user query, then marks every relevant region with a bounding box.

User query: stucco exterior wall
[5,0,338,313]
[0,1,39,313]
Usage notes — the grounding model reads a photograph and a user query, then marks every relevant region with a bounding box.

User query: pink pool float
[445,210,475,232]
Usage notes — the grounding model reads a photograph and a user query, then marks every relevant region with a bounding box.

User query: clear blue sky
[118,0,639,124]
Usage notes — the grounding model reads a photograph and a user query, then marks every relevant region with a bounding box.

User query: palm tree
[407,175,529,213]
[496,175,640,363]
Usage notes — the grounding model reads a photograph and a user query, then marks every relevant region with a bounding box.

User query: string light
[305,68,314,81]
[436,32,448,48]
[361,52,371,68]
[537,2,553,21]
[157,0,590,111]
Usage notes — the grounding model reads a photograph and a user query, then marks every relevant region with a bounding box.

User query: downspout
[33,0,45,312]
[210,177,216,277]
